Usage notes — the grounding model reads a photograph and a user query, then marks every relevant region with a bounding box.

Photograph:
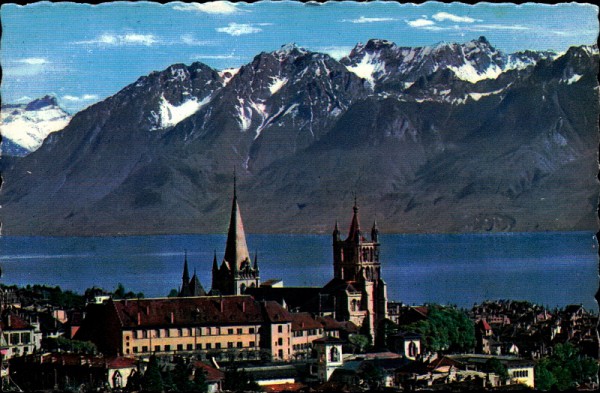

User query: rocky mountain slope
[0,38,597,235]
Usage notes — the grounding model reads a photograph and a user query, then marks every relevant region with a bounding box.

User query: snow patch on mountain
[448,63,503,83]
[562,74,583,84]
[155,94,210,129]
[344,52,384,88]
[1,98,71,154]
[269,76,288,94]
[219,68,240,86]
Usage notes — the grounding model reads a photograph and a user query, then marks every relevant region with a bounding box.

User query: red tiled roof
[106,357,137,369]
[262,300,293,323]
[112,296,274,328]
[0,312,31,330]
[193,361,225,382]
[479,319,492,331]
[291,312,323,331]
[263,382,306,392]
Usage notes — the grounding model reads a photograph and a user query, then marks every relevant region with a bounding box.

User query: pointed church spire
[371,220,379,242]
[212,250,218,271]
[180,251,191,297]
[182,250,190,282]
[223,172,251,272]
[348,197,361,242]
[333,220,341,241]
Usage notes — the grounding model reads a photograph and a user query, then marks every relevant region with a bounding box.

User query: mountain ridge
[1,37,597,236]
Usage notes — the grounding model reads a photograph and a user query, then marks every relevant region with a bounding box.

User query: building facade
[75,296,292,362]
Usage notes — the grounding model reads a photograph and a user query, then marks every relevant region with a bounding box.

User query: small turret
[332,221,341,242]
[371,220,379,243]
[254,250,259,273]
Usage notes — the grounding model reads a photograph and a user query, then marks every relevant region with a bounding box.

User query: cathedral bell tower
[331,200,387,340]
[211,176,260,295]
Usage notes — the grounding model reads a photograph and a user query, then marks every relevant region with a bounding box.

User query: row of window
[131,341,257,353]
[512,370,530,378]
[131,326,257,339]
[292,343,312,351]
[292,328,323,337]
[4,332,32,345]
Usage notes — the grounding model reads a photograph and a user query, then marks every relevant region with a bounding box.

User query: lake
[0,231,597,311]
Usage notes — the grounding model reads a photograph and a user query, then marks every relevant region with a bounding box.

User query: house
[0,309,42,359]
[193,361,225,393]
[75,295,294,362]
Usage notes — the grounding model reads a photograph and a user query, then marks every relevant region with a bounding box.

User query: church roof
[223,181,251,271]
[347,202,361,242]
[189,271,207,296]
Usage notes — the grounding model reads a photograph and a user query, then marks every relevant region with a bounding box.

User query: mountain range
[0,37,598,235]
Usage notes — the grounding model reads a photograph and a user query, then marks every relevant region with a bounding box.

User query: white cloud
[173,2,240,14]
[17,58,49,65]
[75,33,159,46]
[16,96,33,102]
[341,16,397,24]
[407,18,436,28]
[315,46,354,60]
[191,53,239,60]
[472,24,530,31]
[432,12,480,23]
[62,94,98,102]
[216,23,262,36]
[180,34,211,46]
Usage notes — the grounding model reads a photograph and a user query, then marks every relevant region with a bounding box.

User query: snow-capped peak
[1,96,71,155]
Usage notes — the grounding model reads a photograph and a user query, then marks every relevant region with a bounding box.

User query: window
[155,329,160,338]
[330,347,339,362]
[155,345,161,352]
[237,342,243,348]
[142,346,148,352]
[215,343,221,349]
[10,333,20,345]
[187,344,193,350]
[228,342,234,348]
[278,338,283,346]
[249,341,255,347]
[177,344,183,351]
[165,345,171,351]
[177,328,183,337]
[206,343,212,350]
[21,332,31,344]
[278,325,283,333]
[278,349,284,359]
[196,343,202,350]
[228,328,234,335]
[249,328,255,334]
[133,347,139,353]
[165,329,170,338]
[237,328,243,335]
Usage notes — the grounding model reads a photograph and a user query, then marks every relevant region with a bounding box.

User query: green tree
[375,318,399,349]
[167,288,179,297]
[360,361,385,391]
[142,355,164,392]
[535,343,599,391]
[223,366,261,392]
[404,305,475,353]
[349,334,371,354]
[483,357,509,380]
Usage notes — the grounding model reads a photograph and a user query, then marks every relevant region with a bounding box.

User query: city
[1,187,597,392]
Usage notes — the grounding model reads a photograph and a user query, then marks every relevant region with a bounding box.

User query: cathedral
[179,183,387,340]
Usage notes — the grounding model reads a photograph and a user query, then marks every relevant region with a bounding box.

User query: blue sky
[2,1,598,113]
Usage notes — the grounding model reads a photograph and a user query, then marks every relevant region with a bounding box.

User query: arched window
[113,371,122,388]
[408,341,418,357]
[240,283,247,294]
[330,346,339,362]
